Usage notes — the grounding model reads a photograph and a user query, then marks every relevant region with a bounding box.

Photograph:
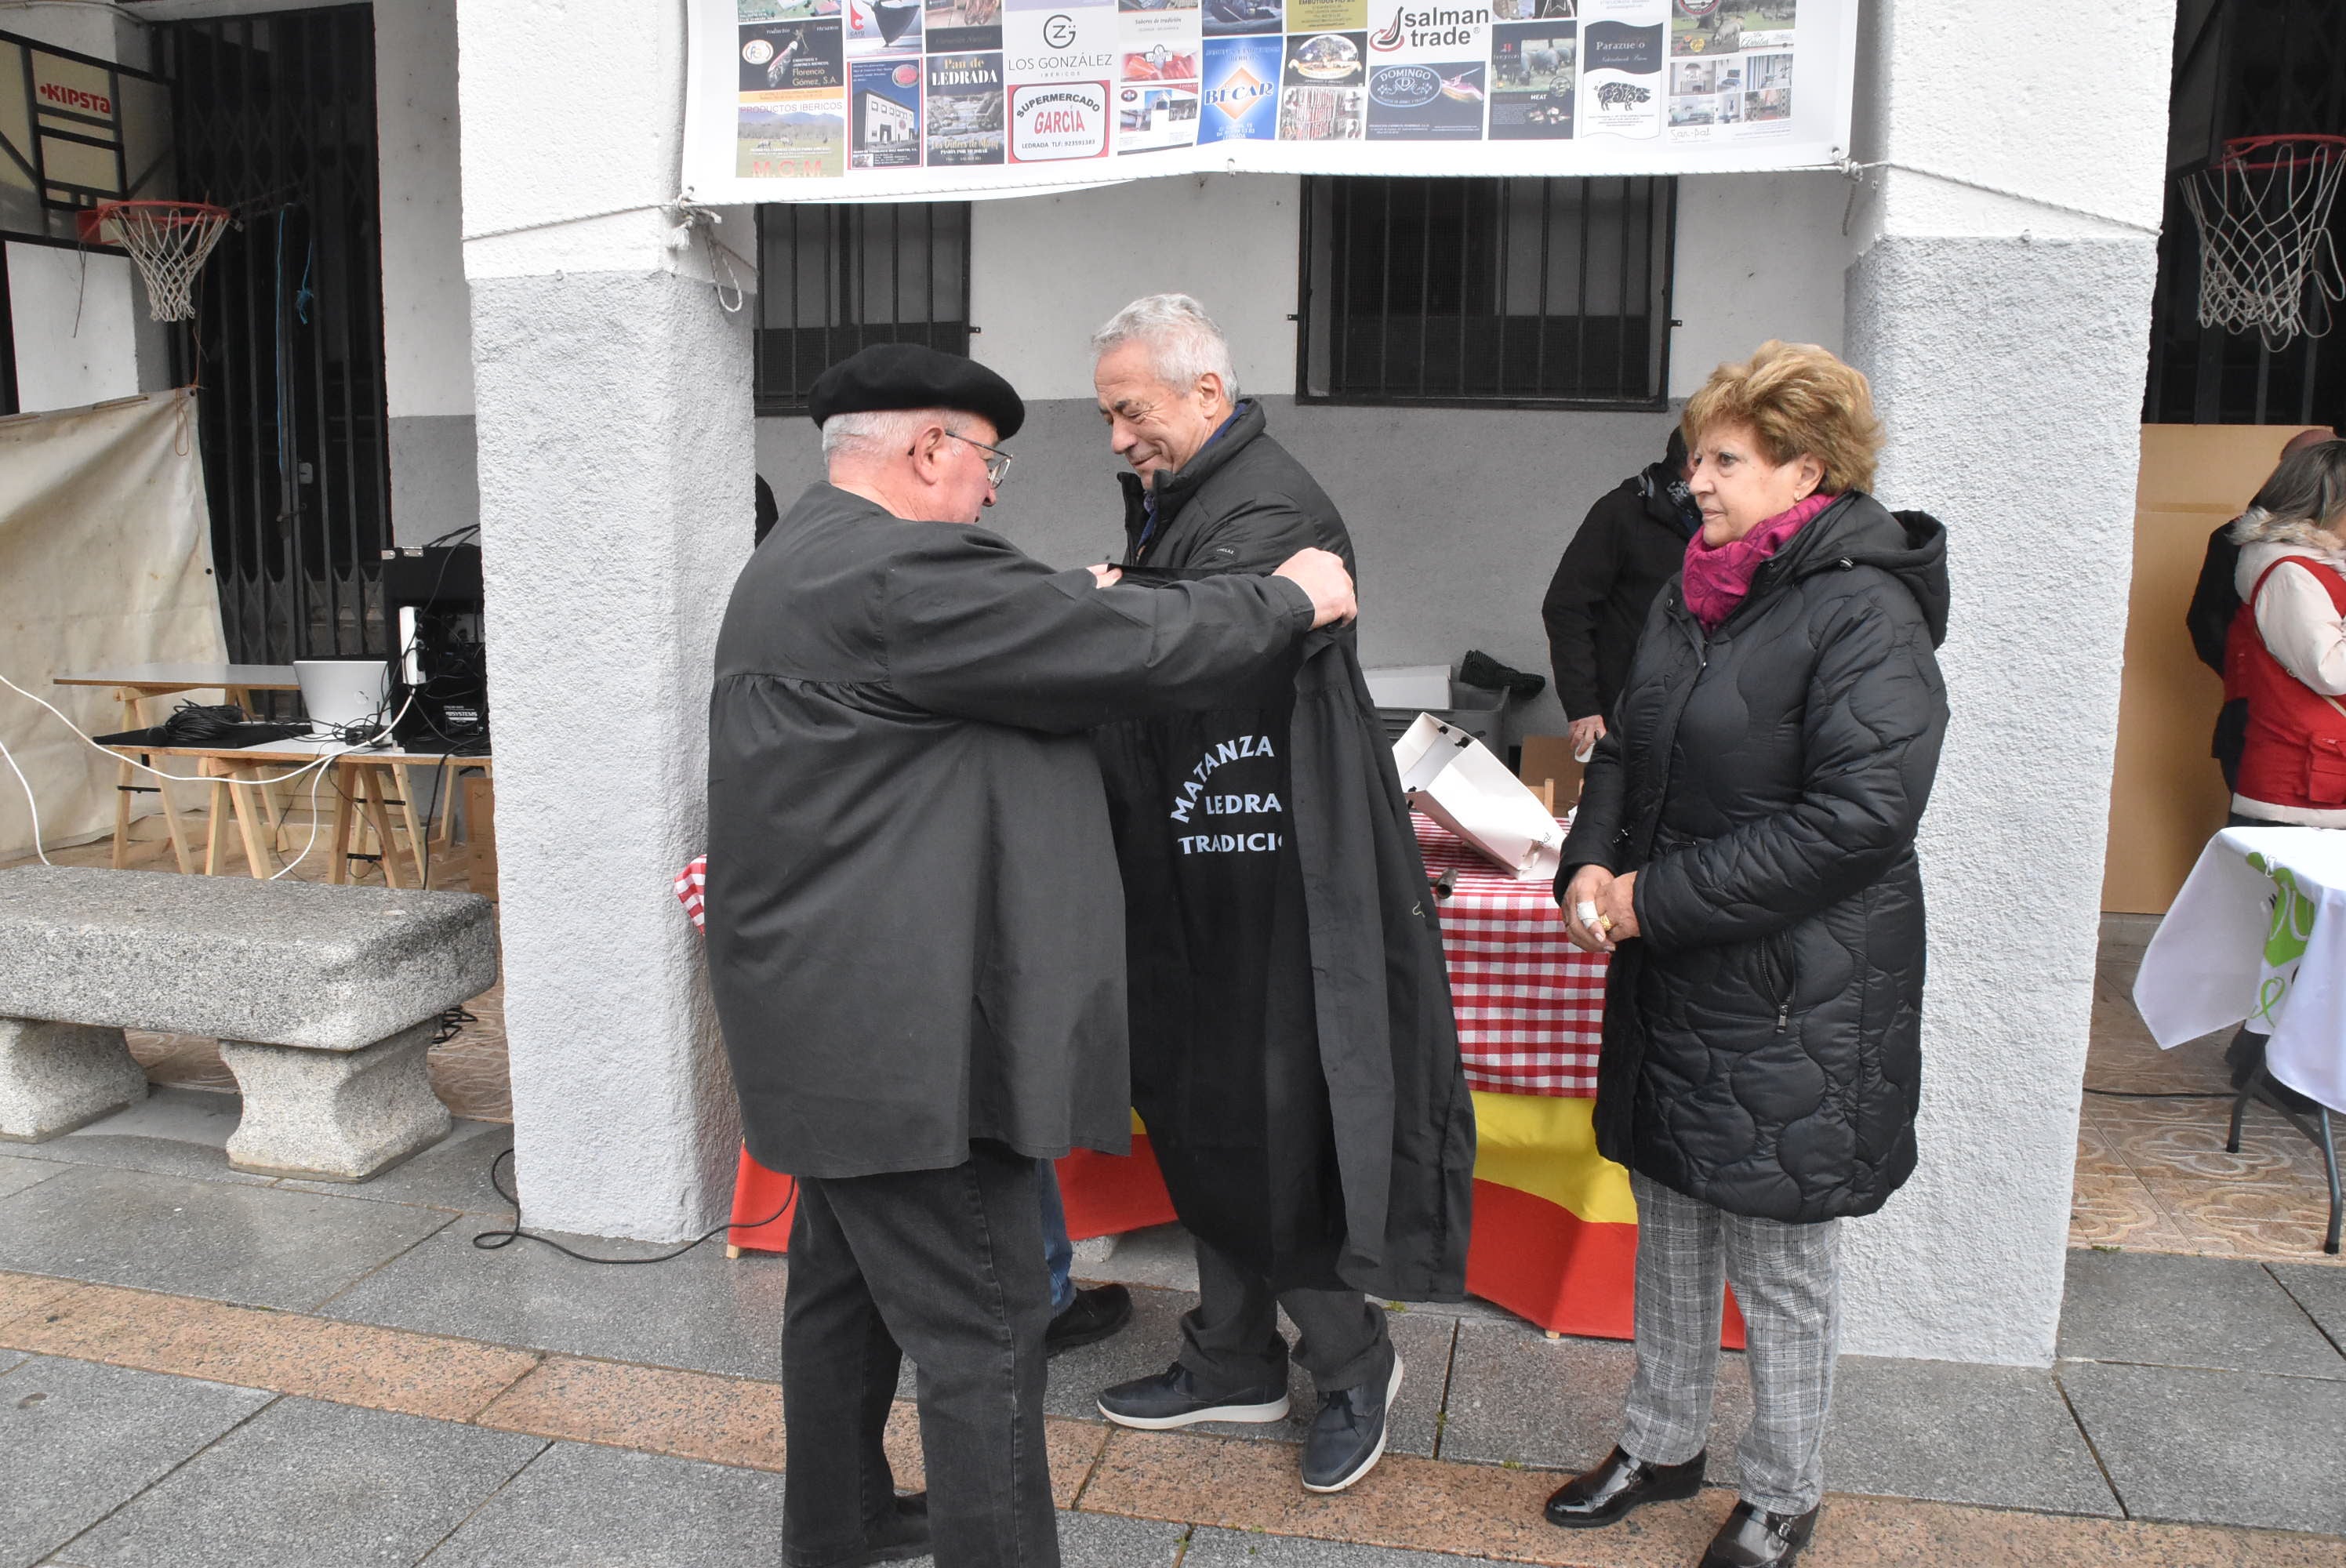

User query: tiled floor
[4,865,2346,1559]
[2082,914,2342,1265]
[1,1155,2342,1564]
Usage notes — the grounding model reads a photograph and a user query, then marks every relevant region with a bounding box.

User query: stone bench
[0,866,497,1181]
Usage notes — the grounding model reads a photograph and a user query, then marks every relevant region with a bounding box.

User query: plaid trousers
[1620,1171,1843,1515]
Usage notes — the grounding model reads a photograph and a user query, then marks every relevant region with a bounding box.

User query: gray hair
[1091,293,1240,402]
[2239,437,2346,536]
[820,406,961,463]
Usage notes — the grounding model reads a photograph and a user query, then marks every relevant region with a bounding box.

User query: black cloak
[1091,401,1476,1301]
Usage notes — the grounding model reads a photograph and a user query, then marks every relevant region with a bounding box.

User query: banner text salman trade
[685,0,1855,200]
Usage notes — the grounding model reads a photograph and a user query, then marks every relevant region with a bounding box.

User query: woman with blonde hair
[1549,342,1950,1568]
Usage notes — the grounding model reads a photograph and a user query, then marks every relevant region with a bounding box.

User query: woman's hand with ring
[1596,870,1640,944]
[1562,866,1617,953]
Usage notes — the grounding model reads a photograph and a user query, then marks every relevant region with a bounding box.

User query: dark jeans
[1037,1160,1075,1313]
[783,1142,1059,1568]
[1177,1234,1391,1396]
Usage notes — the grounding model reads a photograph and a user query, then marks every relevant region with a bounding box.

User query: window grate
[755,202,972,415]
[1298,175,1674,409]
[163,4,393,671]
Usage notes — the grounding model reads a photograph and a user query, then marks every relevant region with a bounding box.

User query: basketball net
[76,201,232,323]
[2184,136,2346,352]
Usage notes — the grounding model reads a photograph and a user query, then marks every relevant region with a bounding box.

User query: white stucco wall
[969,168,1846,403]
[1834,0,2171,1365]
[969,175,1302,401]
[459,0,753,1242]
[1667,170,1847,395]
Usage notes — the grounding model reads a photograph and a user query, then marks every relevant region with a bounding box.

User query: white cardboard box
[1393,713,1563,880]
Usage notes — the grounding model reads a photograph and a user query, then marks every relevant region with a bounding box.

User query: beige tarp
[0,388,226,858]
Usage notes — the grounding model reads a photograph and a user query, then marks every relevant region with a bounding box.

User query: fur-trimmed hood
[2233,512,2346,601]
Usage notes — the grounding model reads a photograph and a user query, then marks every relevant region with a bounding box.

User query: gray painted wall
[388,414,483,546]
[758,396,1683,744]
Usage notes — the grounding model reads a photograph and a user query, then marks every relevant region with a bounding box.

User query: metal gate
[161,4,391,668]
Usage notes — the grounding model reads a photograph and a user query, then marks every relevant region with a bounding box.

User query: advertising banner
[686,0,1856,201]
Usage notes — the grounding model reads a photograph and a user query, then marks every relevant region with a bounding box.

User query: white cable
[1838,155,2162,238]
[0,728,53,866]
[0,673,414,867]
[0,670,394,786]
[268,748,337,881]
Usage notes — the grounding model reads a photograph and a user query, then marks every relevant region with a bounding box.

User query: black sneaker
[1300,1352,1403,1494]
[1096,1361,1291,1429]
[797,1491,929,1568]
[1046,1283,1134,1357]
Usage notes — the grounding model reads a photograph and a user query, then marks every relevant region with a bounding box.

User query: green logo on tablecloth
[2246,855,2318,1026]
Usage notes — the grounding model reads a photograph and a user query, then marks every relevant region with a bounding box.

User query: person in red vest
[2221,437,2346,1108]
[2184,426,2335,786]
[2224,435,2346,829]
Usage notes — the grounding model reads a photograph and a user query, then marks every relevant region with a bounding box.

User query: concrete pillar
[1836,2,2174,1362]
[456,2,755,1240]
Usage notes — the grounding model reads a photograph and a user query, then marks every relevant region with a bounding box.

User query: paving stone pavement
[1,1097,2344,1565]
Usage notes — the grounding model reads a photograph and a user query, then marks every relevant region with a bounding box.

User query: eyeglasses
[912,430,1015,488]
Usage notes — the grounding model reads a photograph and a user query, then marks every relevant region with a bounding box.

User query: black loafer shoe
[1046,1283,1134,1356]
[1543,1445,1706,1528]
[1300,1352,1403,1494]
[798,1491,930,1567]
[1098,1361,1290,1428]
[1698,1500,1818,1568]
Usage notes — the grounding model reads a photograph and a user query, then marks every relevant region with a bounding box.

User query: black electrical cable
[471,1146,795,1265]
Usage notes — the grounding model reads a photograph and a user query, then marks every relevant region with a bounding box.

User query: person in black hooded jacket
[1544,343,1949,1568]
[1081,294,1475,1500]
[1541,428,1702,757]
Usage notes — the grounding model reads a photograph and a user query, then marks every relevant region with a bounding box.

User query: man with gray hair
[708,343,1358,1567]
[1087,296,1475,1495]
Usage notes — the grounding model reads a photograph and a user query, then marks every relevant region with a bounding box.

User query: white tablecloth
[2134,826,2346,1113]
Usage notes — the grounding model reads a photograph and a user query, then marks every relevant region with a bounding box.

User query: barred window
[755,202,972,415]
[1298,176,1675,408]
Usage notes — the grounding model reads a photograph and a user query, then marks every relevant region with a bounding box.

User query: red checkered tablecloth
[1413,812,1607,1098]
[674,814,1606,1098]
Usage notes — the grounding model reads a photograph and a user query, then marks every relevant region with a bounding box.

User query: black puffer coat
[1557,494,1949,1223]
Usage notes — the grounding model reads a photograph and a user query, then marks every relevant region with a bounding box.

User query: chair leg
[2228,1066,2258,1154]
[2316,1108,2342,1257]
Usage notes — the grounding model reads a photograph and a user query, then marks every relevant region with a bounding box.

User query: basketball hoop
[2184,135,2346,352]
[74,200,234,323]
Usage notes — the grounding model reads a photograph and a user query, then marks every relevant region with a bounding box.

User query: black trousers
[1176,1233,1391,1396]
[783,1142,1059,1568]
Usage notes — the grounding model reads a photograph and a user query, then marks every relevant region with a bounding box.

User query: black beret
[805,343,1025,441]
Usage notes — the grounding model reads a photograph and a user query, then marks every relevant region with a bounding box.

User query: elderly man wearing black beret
[706,343,1357,1568]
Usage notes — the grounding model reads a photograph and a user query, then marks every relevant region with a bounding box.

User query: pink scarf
[1681,492,1838,633]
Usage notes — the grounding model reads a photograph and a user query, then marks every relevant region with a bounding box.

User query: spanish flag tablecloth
[679,815,1661,1340]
